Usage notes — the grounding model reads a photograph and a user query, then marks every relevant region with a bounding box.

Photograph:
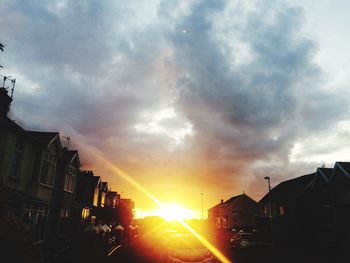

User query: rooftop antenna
[10,79,15,98]
[62,136,70,149]
[2,75,10,88]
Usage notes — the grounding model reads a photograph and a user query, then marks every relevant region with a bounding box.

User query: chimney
[0,87,12,119]
[220,199,223,204]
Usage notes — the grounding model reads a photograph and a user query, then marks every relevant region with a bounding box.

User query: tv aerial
[1,75,16,98]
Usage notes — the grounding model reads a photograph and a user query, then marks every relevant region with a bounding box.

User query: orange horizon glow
[134,203,200,221]
[76,141,232,263]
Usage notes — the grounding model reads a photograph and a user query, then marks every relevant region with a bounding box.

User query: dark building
[75,171,101,224]
[301,167,335,245]
[1,87,136,245]
[208,193,257,230]
[330,162,350,242]
[258,173,315,243]
[0,88,63,240]
[50,149,82,237]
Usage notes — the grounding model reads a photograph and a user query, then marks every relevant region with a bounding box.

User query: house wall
[230,196,257,229]
[0,128,37,192]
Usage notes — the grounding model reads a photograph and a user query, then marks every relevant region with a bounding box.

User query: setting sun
[157,203,198,221]
[135,203,199,221]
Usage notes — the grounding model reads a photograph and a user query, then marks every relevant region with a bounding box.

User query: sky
[1,0,350,218]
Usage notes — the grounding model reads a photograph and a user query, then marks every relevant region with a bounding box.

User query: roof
[63,149,80,166]
[259,173,315,204]
[101,182,108,191]
[78,171,101,187]
[208,193,256,210]
[208,202,222,210]
[223,194,244,205]
[27,131,59,143]
[334,162,350,179]
[317,167,333,183]
[91,176,101,186]
[107,191,118,198]
[319,168,333,181]
[0,116,32,137]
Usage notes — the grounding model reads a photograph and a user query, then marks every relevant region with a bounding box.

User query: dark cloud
[1,0,348,206]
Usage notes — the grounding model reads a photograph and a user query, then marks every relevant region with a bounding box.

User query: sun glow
[154,203,198,221]
[76,142,231,263]
[134,204,199,221]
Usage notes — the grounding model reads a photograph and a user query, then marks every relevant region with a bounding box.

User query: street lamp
[264,176,273,243]
[264,176,272,220]
[200,193,204,220]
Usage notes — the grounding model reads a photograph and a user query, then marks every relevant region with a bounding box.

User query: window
[81,207,90,222]
[216,218,221,228]
[263,206,267,215]
[222,218,227,228]
[100,192,106,207]
[60,209,70,218]
[93,188,99,207]
[10,137,24,178]
[40,151,56,186]
[279,206,285,215]
[64,165,76,192]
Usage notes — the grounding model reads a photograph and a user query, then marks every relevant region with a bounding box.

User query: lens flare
[77,142,232,263]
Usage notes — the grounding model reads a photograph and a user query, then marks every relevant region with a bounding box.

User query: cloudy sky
[1,0,349,217]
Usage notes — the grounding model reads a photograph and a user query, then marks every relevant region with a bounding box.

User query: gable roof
[101,182,109,191]
[63,149,80,167]
[208,193,257,210]
[0,117,38,140]
[79,171,101,187]
[334,162,350,180]
[208,202,222,211]
[106,191,118,198]
[259,173,315,204]
[28,131,59,143]
[318,168,333,182]
[223,194,243,205]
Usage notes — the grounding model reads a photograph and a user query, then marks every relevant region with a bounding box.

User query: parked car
[167,233,213,263]
[230,232,257,248]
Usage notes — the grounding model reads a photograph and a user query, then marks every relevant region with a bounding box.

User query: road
[107,232,348,263]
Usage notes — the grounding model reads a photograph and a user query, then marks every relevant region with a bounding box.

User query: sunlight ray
[78,143,232,263]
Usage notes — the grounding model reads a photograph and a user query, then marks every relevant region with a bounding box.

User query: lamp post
[200,193,204,220]
[264,176,272,220]
[264,176,273,242]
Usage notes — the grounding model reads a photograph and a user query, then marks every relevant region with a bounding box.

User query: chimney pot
[0,88,12,119]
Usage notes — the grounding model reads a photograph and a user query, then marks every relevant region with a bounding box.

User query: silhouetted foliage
[0,182,43,263]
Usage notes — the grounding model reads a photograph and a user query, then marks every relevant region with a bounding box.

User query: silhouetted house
[258,173,315,243]
[50,149,82,237]
[0,88,64,241]
[105,191,120,208]
[27,131,63,240]
[118,198,135,227]
[75,171,102,224]
[331,162,350,241]
[301,167,335,244]
[99,182,108,208]
[208,201,222,228]
[1,88,134,242]
[208,193,257,230]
